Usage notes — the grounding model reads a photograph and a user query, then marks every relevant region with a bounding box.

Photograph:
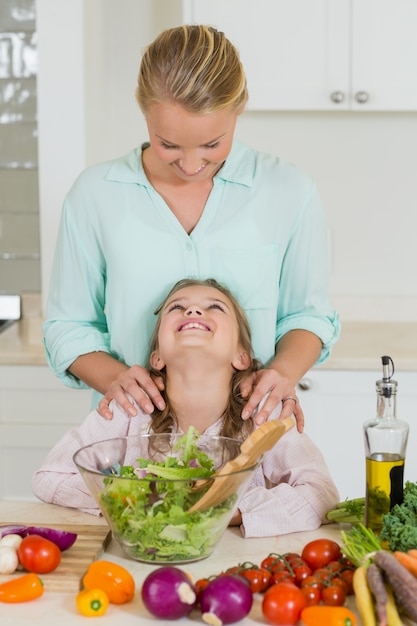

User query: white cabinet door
[0,365,91,501]
[297,369,417,502]
[183,0,350,111]
[352,0,417,111]
[183,0,417,111]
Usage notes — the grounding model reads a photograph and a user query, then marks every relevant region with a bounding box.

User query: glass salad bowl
[73,430,260,564]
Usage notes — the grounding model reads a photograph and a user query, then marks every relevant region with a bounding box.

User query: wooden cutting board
[0,523,111,593]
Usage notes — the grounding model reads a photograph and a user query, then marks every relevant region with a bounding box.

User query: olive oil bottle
[363,356,409,531]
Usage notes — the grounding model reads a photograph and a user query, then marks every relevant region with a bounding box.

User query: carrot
[407,548,417,560]
[393,550,417,577]
[352,566,376,626]
[366,564,387,626]
[374,550,417,621]
[384,584,403,626]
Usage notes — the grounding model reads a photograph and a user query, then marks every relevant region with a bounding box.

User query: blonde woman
[43,25,340,431]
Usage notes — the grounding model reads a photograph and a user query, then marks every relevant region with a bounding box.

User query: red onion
[141,566,197,619]
[0,525,77,551]
[200,575,253,625]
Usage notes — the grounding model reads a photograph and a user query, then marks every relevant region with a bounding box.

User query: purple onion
[141,566,197,619]
[200,575,253,625]
[0,525,77,551]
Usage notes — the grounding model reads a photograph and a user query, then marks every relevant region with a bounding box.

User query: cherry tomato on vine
[301,539,342,570]
[262,582,307,625]
[301,576,325,592]
[270,570,296,586]
[331,577,349,595]
[322,584,346,606]
[340,569,355,595]
[293,564,313,585]
[194,577,211,601]
[17,534,61,574]
[240,567,272,593]
[261,555,286,574]
[301,585,321,606]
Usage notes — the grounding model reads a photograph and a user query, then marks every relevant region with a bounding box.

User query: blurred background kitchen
[1,0,416,505]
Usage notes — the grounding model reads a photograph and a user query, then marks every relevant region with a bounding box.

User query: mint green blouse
[43,140,340,404]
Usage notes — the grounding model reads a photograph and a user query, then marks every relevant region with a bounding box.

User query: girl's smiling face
[144,102,238,182]
[150,284,250,371]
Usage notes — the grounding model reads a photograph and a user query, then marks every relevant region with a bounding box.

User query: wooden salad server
[189,416,294,513]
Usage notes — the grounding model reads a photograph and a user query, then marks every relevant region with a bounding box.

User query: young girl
[33,279,338,537]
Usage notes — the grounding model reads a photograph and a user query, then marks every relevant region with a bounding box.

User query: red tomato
[300,585,321,606]
[261,556,287,574]
[321,585,346,606]
[270,570,296,586]
[262,582,307,625]
[300,576,325,592]
[240,568,272,593]
[293,564,313,586]
[17,534,61,574]
[340,568,355,595]
[301,539,342,570]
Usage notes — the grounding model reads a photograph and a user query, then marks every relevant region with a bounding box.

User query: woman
[34,279,339,537]
[43,25,340,430]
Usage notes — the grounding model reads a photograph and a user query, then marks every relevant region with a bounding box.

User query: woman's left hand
[240,368,304,432]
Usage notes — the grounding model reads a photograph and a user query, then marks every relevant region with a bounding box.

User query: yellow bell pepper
[76,588,109,617]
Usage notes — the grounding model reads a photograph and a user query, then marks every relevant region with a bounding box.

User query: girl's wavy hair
[136,24,248,115]
[148,278,261,440]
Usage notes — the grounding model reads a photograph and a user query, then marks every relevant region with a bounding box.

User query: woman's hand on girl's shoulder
[97,365,166,420]
[240,368,304,432]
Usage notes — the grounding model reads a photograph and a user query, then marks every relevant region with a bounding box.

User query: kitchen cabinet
[298,369,417,502]
[0,365,91,501]
[183,0,417,111]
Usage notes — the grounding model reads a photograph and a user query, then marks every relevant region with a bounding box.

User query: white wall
[37,0,417,321]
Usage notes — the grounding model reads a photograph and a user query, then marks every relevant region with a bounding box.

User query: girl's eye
[205,142,220,149]
[208,303,225,312]
[167,303,184,312]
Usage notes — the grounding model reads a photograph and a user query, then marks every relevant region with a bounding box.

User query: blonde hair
[149,278,260,440]
[136,25,248,115]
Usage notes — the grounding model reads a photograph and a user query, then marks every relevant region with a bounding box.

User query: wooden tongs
[189,416,294,513]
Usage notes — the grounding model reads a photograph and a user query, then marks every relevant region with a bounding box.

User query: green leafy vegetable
[99,427,237,562]
[340,522,383,567]
[380,481,417,551]
[326,497,365,524]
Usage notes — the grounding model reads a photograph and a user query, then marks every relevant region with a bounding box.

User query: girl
[34,279,338,537]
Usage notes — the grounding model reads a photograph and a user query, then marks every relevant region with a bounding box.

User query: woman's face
[150,284,249,371]
[144,102,238,182]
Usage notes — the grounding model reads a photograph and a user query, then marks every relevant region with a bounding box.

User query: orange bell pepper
[301,605,356,626]
[0,573,44,603]
[76,588,109,617]
[82,560,135,604]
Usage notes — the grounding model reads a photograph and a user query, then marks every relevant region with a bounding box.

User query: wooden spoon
[189,416,294,513]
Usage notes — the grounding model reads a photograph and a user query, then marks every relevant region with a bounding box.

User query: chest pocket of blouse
[211,243,279,311]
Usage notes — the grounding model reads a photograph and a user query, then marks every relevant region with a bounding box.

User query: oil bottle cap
[376,355,397,397]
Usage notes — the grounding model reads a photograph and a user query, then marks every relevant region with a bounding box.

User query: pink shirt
[32,400,339,538]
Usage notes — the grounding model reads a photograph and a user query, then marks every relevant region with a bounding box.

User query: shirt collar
[104,140,255,188]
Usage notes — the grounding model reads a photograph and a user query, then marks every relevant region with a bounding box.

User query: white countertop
[1,317,417,370]
[0,501,364,626]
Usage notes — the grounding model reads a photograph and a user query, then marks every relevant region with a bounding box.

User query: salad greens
[100,427,237,562]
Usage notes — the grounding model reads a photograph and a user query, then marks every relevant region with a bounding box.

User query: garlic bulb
[0,545,19,574]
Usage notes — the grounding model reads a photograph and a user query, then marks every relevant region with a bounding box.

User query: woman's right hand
[97,365,166,420]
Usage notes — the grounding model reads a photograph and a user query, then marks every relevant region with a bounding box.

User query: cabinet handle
[298,378,312,391]
[355,91,369,104]
[330,91,344,104]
